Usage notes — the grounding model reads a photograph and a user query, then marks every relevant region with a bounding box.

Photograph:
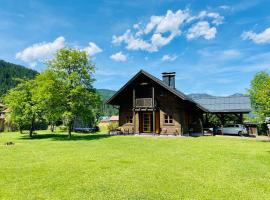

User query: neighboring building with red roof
[109,115,119,122]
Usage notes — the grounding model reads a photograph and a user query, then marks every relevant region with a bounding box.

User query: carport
[192,96,252,127]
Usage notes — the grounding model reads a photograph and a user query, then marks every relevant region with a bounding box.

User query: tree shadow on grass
[19,133,111,141]
[258,139,270,143]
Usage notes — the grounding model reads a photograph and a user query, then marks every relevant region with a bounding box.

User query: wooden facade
[107,70,205,135]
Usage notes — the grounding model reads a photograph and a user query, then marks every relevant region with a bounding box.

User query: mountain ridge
[96,89,245,100]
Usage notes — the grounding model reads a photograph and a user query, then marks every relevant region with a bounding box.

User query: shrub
[257,123,268,135]
[93,125,100,132]
[107,122,118,132]
[58,125,68,132]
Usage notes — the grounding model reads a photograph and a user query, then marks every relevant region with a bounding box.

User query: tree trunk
[19,123,23,134]
[50,123,55,133]
[29,117,35,137]
[68,121,73,139]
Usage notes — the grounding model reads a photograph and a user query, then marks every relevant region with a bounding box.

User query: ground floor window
[126,116,133,124]
[164,114,173,124]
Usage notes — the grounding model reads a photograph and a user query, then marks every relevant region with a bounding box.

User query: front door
[142,113,152,133]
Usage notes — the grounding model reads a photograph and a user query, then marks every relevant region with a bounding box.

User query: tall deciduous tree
[248,71,270,121]
[32,70,65,132]
[47,48,101,138]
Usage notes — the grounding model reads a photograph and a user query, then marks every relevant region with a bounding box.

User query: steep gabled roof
[106,70,253,114]
[106,70,208,112]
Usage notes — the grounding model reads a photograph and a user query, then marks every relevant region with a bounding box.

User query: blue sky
[1,0,270,96]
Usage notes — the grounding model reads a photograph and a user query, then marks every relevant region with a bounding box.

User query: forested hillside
[97,89,118,116]
[0,60,38,97]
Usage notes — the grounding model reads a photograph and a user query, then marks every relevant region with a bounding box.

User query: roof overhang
[106,70,208,112]
[192,96,252,114]
[106,70,255,114]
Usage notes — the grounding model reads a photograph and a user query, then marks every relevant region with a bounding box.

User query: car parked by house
[216,124,247,136]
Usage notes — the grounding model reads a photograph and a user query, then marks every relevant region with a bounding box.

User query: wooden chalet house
[107,70,252,135]
[107,70,206,135]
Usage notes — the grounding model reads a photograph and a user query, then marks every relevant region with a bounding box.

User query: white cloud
[145,10,189,34]
[219,5,231,10]
[133,23,140,29]
[112,29,156,52]
[187,10,224,25]
[197,11,224,25]
[112,10,189,52]
[241,27,270,44]
[151,33,175,48]
[112,29,130,45]
[110,52,127,62]
[83,42,102,56]
[162,54,178,61]
[112,9,223,52]
[187,21,217,40]
[126,36,154,52]
[127,38,154,51]
[16,36,65,62]
[223,49,241,57]
[144,16,162,34]
[16,37,103,66]
[133,23,144,37]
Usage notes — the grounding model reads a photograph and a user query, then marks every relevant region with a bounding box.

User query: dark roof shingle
[192,96,251,113]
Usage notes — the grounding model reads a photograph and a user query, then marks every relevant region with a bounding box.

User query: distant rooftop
[109,115,119,121]
[192,96,252,113]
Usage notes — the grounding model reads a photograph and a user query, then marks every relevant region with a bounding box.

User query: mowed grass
[0,131,270,200]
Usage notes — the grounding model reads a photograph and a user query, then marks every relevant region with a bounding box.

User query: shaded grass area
[0,131,270,200]
[20,133,110,141]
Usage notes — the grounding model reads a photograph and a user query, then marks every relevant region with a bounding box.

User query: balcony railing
[135,98,153,108]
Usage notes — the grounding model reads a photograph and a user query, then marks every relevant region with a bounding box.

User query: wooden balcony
[135,98,153,108]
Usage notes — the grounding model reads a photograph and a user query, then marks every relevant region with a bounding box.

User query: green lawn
[0,131,269,200]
